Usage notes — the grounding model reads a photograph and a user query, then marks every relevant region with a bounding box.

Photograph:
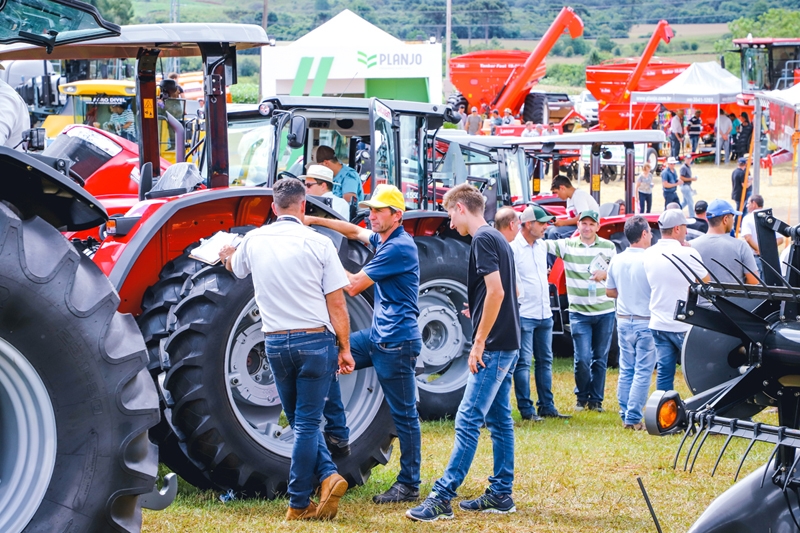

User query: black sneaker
[406,494,454,522]
[538,409,572,419]
[373,482,419,504]
[574,401,588,412]
[587,402,605,413]
[324,433,351,459]
[459,489,516,514]
[520,414,544,422]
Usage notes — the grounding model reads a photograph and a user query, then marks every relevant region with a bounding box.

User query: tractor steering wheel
[276,171,298,182]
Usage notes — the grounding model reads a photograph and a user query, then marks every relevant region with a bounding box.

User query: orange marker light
[658,399,678,430]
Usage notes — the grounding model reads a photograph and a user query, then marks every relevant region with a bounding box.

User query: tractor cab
[734,37,800,93]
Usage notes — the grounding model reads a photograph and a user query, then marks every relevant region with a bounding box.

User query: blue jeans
[325,330,422,490]
[569,312,615,405]
[638,191,652,213]
[690,134,699,153]
[680,184,694,215]
[516,317,555,417]
[663,190,679,208]
[433,349,519,501]
[670,133,681,157]
[264,330,338,509]
[652,329,686,391]
[616,319,657,425]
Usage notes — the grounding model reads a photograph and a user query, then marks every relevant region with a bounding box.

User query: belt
[616,314,650,321]
[265,326,328,336]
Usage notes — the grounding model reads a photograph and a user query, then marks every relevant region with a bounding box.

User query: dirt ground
[559,159,800,226]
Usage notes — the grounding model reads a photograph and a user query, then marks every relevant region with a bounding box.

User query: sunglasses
[305,180,323,188]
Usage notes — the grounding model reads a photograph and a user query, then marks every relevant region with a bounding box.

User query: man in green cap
[545,210,616,412]
[511,205,571,421]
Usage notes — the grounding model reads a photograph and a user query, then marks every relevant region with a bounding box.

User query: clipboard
[189,231,242,265]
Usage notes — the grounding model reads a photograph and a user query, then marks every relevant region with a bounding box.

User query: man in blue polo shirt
[316,145,364,204]
[306,184,422,505]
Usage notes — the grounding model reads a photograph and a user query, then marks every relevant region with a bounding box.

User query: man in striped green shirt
[545,210,616,412]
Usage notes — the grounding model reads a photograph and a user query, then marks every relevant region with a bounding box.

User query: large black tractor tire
[162,264,394,496]
[0,204,159,532]
[446,91,469,113]
[522,93,548,125]
[414,236,472,421]
[136,246,215,491]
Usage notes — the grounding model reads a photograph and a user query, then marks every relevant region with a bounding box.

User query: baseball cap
[579,210,600,223]
[683,155,692,162]
[359,184,406,212]
[706,198,742,218]
[471,106,478,112]
[299,164,334,184]
[667,156,678,164]
[658,209,695,229]
[520,205,555,224]
[738,157,748,165]
[694,200,708,214]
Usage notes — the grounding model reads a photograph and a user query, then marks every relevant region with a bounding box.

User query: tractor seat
[146,162,204,199]
[598,202,620,218]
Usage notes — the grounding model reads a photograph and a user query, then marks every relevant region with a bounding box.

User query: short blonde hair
[442,183,485,216]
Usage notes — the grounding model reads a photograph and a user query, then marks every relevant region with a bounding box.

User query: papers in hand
[189,231,242,265]
[587,254,610,274]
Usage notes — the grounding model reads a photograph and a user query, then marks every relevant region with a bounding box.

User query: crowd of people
[214,134,779,522]
[666,108,754,164]
[457,103,581,137]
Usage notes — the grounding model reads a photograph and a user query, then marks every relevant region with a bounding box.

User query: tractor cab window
[0,0,120,47]
[771,45,800,90]
[228,119,276,186]
[75,96,138,142]
[370,99,396,200]
[742,47,769,91]
[503,148,527,204]
[399,114,424,210]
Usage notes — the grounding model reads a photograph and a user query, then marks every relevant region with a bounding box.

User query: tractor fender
[97,186,341,314]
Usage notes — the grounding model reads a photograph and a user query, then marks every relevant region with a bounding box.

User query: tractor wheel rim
[0,337,57,533]
[416,279,471,394]
[224,297,383,457]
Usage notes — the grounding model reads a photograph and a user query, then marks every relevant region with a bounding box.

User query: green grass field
[143,358,776,532]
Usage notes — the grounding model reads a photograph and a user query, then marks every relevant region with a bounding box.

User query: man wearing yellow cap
[306,184,423,505]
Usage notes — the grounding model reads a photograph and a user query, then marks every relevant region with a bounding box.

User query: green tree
[465,0,511,44]
[596,35,615,53]
[89,0,133,25]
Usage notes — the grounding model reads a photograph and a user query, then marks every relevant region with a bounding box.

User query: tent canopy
[759,83,800,110]
[630,61,742,105]
[293,10,402,48]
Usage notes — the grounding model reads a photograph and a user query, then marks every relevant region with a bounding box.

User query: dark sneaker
[574,402,588,412]
[406,494,454,522]
[459,489,516,514]
[588,402,605,413]
[538,409,572,419]
[520,414,544,422]
[373,482,419,504]
[623,422,646,431]
[324,433,351,459]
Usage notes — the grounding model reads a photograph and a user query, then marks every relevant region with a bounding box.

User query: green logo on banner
[357,51,377,69]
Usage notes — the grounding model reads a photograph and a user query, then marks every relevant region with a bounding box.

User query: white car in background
[574,90,598,123]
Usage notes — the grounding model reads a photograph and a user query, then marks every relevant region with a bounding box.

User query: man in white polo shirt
[643,209,709,392]
[511,205,571,420]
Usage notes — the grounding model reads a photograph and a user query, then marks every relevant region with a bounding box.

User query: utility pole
[444,0,452,95]
[169,0,180,74]
[259,0,268,100]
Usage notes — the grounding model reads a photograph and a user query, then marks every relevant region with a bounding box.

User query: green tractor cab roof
[0,22,269,60]
[0,0,120,51]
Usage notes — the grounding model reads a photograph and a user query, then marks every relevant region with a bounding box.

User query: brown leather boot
[285,500,317,521]
[316,473,348,520]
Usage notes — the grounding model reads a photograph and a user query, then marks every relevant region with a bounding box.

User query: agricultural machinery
[0,0,167,531]
[447,6,584,129]
[645,208,800,530]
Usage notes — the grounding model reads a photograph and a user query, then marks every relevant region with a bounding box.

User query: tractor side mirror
[139,162,153,201]
[22,128,46,151]
[443,106,463,125]
[287,115,307,149]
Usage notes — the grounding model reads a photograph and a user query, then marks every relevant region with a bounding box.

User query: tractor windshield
[0,0,120,48]
[229,120,278,187]
[72,95,139,143]
[742,47,770,92]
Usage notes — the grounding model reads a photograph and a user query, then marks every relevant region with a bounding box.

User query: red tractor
[0,1,170,531]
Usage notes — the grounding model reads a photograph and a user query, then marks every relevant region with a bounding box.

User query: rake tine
[711,258,749,298]
[761,428,784,489]
[711,419,738,477]
[784,260,800,281]
[673,413,696,470]
[734,423,762,482]
[782,449,800,492]
[760,259,800,302]
[684,415,707,471]
[671,254,710,286]
[733,258,777,300]
[663,254,700,287]
[689,418,713,473]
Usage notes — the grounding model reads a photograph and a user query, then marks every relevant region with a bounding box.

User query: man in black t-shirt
[731,157,751,211]
[407,183,520,522]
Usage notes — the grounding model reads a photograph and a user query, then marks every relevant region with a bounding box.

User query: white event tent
[260,10,443,103]
[630,62,742,165]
